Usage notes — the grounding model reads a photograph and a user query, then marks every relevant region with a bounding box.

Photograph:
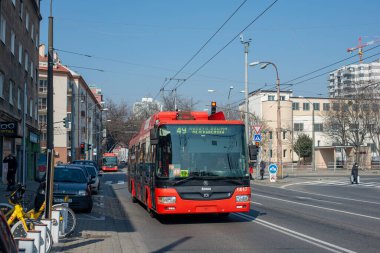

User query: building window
[38,97,47,110]
[323,103,330,111]
[313,103,320,111]
[19,1,24,19]
[11,30,15,55]
[283,149,287,158]
[292,102,299,110]
[17,87,21,109]
[332,103,340,111]
[41,132,47,141]
[30,99,33,116]
[303,103,310,111]
[280,96,285,101]
[39,79,47,93]
[31,24,34,40]
[283,131,286,139]
[25,11,29,31]
[24,52,28,72]
[270,149,273,158]
[18,43,22,64]
[9,81,14,105]
[269,131,273,139]
[35,32,38,48]
[0,15,6,44]
[35,105,38,119]
[314,123,323,132]
[39,115,47,125]
[268,95,275,101]
[0,72,3,98]
[294,123,304,131]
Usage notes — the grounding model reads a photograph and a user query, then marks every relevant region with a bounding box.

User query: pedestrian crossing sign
[253,134,261,142]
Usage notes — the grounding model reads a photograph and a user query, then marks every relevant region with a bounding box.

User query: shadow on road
[151,236,192,253]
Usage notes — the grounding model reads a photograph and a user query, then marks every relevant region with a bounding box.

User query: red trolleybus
[102,153,118,172]
[128,111,251,217]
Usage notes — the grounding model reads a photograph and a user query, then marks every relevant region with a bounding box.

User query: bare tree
[104,99,138,151]
[324,93,372,163]
[161,92,198,111]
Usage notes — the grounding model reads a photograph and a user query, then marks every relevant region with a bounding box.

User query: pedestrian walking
[351,162,359,184]
[3,153,18,191]
[259,160,266,180]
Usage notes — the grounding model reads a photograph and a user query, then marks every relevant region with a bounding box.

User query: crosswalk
[299,179,380,188]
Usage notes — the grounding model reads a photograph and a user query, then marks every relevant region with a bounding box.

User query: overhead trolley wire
[173,0,279,92]
[154,0,249,99]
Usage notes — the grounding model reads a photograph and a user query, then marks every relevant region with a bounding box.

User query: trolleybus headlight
[158,196,176,204]
[235,195,249,202]
[78,190,88,196]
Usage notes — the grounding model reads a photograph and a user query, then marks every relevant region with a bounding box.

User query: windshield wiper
[172,176,200,186]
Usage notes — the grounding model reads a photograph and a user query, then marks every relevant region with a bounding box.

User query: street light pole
[312,103,315,171]
[227,86,233,119]
[45,0,54,219]
[241,38,251,145]
[250,61,283,178]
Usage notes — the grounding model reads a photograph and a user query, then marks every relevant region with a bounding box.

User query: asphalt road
[99,171,380,253]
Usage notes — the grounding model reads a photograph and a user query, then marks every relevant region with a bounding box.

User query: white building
[328,60,380,98]
[133,97,161,119]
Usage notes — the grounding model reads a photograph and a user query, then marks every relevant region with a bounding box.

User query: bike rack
[51,210,60,243]
[34,223,47,253]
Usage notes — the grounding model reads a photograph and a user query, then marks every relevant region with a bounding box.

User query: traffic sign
[253,134,261,142]
[253,125,262,134]
[268,163,278,174]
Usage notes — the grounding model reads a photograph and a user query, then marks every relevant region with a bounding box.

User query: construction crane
[347,36,380,63]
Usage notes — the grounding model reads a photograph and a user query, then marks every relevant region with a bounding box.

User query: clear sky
[40,0,380,110]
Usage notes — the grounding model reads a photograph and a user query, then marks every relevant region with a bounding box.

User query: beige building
[240,90,373,169]
[38,46,103,164]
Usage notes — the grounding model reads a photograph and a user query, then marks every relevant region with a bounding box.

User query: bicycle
[0,184,76,239]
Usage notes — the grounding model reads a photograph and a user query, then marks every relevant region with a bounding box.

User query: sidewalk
[252,168,380,186]
[0,179,40,208]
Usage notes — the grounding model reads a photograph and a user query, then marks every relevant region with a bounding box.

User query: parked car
[63,164,92,184]
[74,164,101,194]
[0,212,18,253]
[72,160,99,171]
[35,166,93,213]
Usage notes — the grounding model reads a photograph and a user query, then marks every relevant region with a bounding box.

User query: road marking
[251,201,263,206]
[105,181,112,185]
[78,214,106,221]
[282,180,380,188]
[117,181,125,184]
[234,213,357,253]
[295,196,342,205]
[252,193,380,221]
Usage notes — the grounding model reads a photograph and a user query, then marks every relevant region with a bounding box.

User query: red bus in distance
[128,111,251,217]
[102,153,118,172]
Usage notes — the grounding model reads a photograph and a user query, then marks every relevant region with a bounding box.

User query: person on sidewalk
[249,163,254,180]
[259,160,266,180]
[351,162,359,184]
[3,154,18,191]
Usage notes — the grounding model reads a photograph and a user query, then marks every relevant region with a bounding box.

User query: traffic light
[80,143,85,154]
[63,117,69,128]
[87,144,92,150]
[248,144,260,161]
[211,101,217,114]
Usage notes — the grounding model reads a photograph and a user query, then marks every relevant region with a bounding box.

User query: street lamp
[86,101,105,160]
[250,61,283,179]
[227,86,234,119]
[299,96,316,172]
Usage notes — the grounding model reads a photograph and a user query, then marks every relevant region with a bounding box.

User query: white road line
[251,201,263,206]
[269,187,380,205]
[117,181,125,184]
[295,196,342,205]
[234,213,357,253]
[251,193,380,221]
[78,214,106,221]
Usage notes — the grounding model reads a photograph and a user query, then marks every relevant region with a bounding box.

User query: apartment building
[0,0,41,181]
[328,60,380,98]
[38,45,103,164]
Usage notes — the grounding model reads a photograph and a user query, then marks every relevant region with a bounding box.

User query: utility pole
[45,0,54,219]
[312,104,315,171]
[241,36,251,146]
[275,72,283,179]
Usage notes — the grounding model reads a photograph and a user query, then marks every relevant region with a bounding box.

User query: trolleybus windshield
[157,124,247,179]
[103,156,117,166]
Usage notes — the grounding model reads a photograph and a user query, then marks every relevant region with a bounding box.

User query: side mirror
[150,128,159,145]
